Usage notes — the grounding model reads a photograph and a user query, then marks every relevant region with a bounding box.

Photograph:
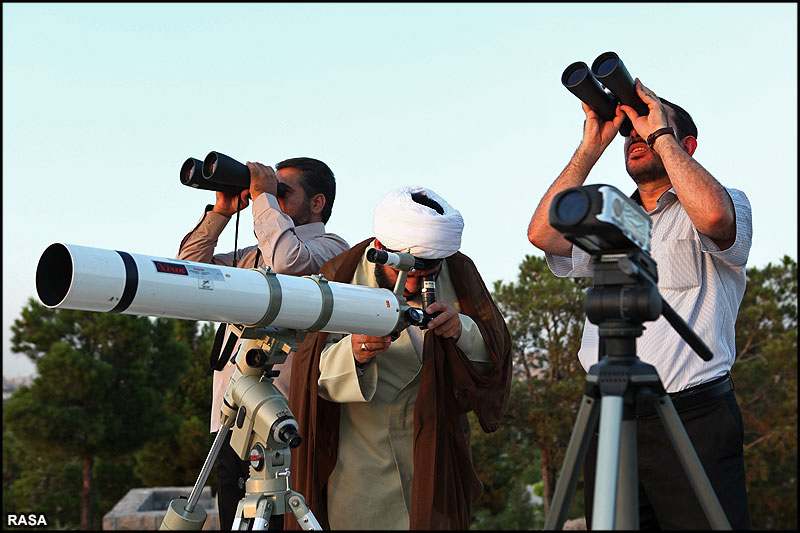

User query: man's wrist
[646,126,676,149]
[211,206,234,217]
[354,356,372,376]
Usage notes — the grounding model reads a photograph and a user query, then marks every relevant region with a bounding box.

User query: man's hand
[247,162,278,200]
[619,79,669,140]
[352,334,392,364]
[579,101,627,159]
[424,301,462,341]
[212,189,250,217]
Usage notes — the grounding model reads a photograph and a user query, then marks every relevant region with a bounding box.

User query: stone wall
[103,486,219,530]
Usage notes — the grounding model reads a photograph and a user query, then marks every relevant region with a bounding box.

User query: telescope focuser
[366,247,440,335]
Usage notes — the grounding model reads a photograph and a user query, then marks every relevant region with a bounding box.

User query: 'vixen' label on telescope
[154,261,188,275]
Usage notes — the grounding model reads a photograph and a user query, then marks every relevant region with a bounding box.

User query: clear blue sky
[3,3,797,378]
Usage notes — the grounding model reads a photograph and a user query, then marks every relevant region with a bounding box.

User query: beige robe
[317,244,491,530]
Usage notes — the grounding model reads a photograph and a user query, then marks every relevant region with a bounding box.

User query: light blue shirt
[546,187,752,392]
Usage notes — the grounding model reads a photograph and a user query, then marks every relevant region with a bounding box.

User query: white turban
[372,186,464,259]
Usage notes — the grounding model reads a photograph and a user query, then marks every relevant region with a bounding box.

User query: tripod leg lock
[287,491,322,530]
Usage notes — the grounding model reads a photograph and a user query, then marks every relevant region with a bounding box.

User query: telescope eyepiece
[279,424,302,449]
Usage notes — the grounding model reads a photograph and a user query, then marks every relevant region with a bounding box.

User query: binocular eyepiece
[180,152,287,197]
[562,51,648,137]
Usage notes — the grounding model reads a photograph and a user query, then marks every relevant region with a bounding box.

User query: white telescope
[36,243,423,336]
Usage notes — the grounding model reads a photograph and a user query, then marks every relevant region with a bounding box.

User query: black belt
[637,372,733,417]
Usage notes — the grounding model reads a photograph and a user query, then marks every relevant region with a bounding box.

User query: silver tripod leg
[231,497,273,530]
[252,498,274,530]
[615,417,639,530]
[230,490,321,530]
[286,491,322,530]
[653,395,731,529]
[545,393,601,530]
[592,395,623,530]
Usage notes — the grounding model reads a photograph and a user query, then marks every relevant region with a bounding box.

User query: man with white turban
[287,186,513,530]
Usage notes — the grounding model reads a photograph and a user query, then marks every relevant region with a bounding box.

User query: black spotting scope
[180,152,286,197]
[562,51,649,137]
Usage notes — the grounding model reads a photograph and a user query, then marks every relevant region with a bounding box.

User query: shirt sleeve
[696,188,752,267]
[253,194,349,275]
[545,246,594,278]
[454,315,493,375]
[176,207,247,266]
[318,335,378,403]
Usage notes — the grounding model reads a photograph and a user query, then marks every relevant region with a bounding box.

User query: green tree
[487,255,590,517]
[5,300,189,529]
[468,384,546,530]
[732,256,798,530]
[134,320,216,487]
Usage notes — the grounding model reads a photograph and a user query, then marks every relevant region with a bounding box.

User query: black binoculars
[561,51,649,137]
[180,151,287,197]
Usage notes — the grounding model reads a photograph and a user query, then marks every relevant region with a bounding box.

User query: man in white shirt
[527,79,751,529]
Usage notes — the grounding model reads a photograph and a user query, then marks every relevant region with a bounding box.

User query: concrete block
[103,486,219,530]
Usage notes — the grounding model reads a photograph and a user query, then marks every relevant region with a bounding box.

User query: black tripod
[544,253,731,530]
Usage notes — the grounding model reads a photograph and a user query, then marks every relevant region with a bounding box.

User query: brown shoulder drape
[286,238,512,530]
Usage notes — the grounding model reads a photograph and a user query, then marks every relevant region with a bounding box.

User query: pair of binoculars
[180,151,287,197]
[561,51,648,136]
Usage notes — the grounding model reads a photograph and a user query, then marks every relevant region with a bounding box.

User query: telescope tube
[36,243,402,336]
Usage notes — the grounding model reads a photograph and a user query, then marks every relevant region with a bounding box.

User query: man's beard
[625,154,668,185]
[290,197,312,226]
[374,264,420,300]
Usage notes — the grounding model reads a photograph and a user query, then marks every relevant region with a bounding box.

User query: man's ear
[373,239,384,250]
[681,136,697,156]
[310,193,326,216]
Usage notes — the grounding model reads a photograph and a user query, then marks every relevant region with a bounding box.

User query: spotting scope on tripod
[35,242,434,530]
[542,184,731,530]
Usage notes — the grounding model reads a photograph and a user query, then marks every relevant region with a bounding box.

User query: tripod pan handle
[661,299,714,361]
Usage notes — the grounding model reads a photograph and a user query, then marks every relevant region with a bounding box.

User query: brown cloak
[285,238,512,529]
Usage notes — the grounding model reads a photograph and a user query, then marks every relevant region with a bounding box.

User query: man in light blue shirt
[528,79,751,529]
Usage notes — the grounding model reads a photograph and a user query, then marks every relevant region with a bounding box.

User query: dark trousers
[583,389,751,530]
[216,431,283,530]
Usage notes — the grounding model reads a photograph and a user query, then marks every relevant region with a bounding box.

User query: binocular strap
[210,323,238,371]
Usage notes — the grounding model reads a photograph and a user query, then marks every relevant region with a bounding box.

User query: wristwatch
[646,126,676,148]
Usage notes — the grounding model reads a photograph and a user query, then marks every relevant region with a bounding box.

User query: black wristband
[646,126,676,148]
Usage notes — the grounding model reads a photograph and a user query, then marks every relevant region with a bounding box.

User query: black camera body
[561,52,648,136]
[180,151,286,197]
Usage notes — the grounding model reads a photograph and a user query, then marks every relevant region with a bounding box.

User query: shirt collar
[630,187,678,213]
[295,221,326,240]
